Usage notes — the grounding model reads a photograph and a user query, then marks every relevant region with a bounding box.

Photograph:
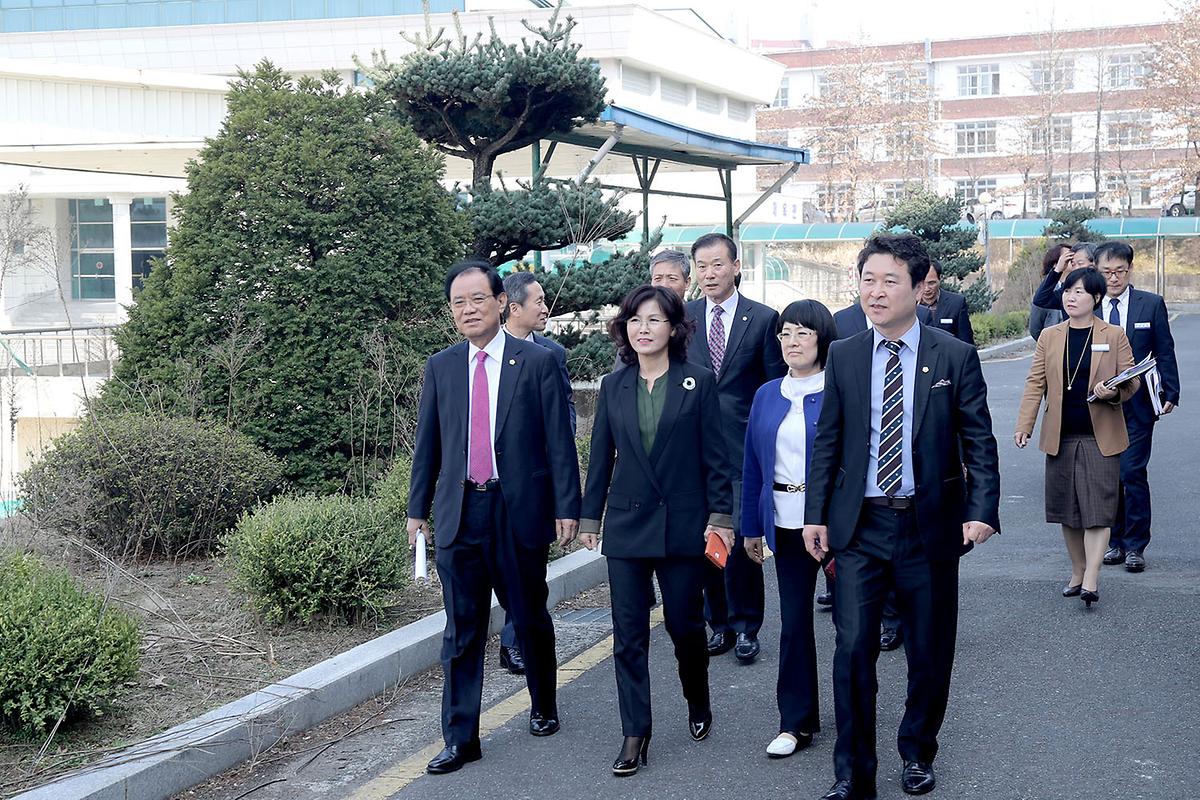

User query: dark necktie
[1108,299,1120,327]
[468,351,492,484]
[709,305,726,374]
[877,340,904,496]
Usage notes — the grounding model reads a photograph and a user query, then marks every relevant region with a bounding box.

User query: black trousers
[435,489,557,747]
[609,555,710,737]
[1112,419,1155,554]
[831,504,959,791]
[703,542,766,637]
[773,527,821,734]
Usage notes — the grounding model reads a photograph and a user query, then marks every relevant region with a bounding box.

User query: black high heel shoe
[1062,583,1082,597]
[612,735,650,776]
[688,710,713,741]
[1081,588,1099,608]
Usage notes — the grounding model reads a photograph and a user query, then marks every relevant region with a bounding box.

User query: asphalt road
[187,315,1200,800]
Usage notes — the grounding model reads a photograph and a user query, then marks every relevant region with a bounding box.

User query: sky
[703,0,1179,45]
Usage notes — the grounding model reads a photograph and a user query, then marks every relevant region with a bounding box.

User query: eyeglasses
[777,330,816,342]
[450,293,497,310]
[1100,269,1129,278]
[627,316,669,328]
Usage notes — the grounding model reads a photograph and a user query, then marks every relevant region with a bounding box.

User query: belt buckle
[787,483,805,493]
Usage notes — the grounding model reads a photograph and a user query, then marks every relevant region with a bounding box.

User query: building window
[772,77,789,108]
[130,198,167,291]
[885,67,928,102]
[955,121,997,155]
[1106,52,1146,89]
[1031,175,1071,208]
[622,65,653,95]
[884,127,924,160]
[727,99,752,121]
[957,63,1001,97]
[881,181,916,208]
[660,77,687,105]
[816,136,854,163]
[1031,116,1072,152]
[954,178,997,204]
[1106,112,1152,147]
[1029,59,1074,93]
[1105,173,1153,207]
[69,199,115,300]
[696,89,720,114]
[352,70,375,88]
[817,182,854,215]
[816,72,832,97]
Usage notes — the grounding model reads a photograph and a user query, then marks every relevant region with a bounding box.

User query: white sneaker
[766,732,797,758]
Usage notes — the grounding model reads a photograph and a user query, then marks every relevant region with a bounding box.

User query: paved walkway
[184,315,1200,800]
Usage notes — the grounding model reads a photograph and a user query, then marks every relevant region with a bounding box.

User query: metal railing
[0,326,118,378]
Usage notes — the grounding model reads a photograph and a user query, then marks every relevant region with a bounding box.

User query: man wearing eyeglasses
[1032,240,1180,574]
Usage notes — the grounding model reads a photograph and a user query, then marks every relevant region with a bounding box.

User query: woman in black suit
[579,284,734,777]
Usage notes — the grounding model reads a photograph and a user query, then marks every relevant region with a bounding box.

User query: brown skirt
[1044,435,1120,528]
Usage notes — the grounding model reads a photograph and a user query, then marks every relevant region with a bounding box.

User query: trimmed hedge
[224,495,407,625]
[971,310,1031,347]
[19,414,283,560]
[0,553,141,737]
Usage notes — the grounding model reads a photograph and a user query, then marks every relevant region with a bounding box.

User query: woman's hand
[1092,380,1118,401]
[743,536,765,565]
[706,525,734,551]
[1014,431,1030,448]
[578,533,600,551]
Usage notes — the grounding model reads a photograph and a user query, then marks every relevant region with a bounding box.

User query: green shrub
[970,310,1030,347]
[0,553,140,737]
[372,455,412,521]
[224,495,407,625]
[19,414,283,560]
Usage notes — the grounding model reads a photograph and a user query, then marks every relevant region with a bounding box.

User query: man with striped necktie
[802,234,1000,800]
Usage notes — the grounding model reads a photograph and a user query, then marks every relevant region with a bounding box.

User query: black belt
[865,495,914,510]
[464,479,501,492]
[772,482,806,493]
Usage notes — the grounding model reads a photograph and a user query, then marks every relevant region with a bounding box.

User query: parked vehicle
[1163,189,1196,217]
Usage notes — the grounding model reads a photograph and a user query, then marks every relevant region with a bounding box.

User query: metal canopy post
[718,169,734,237]
[575,124,624,185]
[632,155,662,244]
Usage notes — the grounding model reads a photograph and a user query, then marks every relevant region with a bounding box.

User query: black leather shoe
[1103,546,1125,565]
[499,645,525,675]
[426,742,482,774]
[529,713,560,737]
[1062,583,1082,597]
[816,590,834,607]
[734,633,760,663]
[901,761,935,795]
[612,735,650,776]
[688,710,713,741]
[707,631,735,656]
[880,627,903,652]
[1125,551,1146,573]
[819,779,876,800]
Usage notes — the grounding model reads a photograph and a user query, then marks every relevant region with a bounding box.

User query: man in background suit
[919,261,974,346]
[408,260,581,774]
[804,234,1000,800]
[649,249,692,301]
[1032,240,1180,572]
[685,232,786,664]
[493,271,577,676]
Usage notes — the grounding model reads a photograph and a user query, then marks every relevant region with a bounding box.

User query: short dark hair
[1043,243,1070,276]
[502,271,539,307]
[778,299,837,369]
[691,232,738,261]
[609,285,694,366]
[855,233,931,288]
[1094,241,1134,267]
[930,260,944,278]
[1069,242,1096,264]
[444,259,503,300]
[1062,267,1107,309]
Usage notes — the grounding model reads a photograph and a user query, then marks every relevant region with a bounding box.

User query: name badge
[1134,321,1151,330]
[940,318,954,324]
[1091,343,1110,352]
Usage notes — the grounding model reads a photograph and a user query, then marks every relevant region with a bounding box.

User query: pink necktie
[709,305,726,374]
[468,351,493,484]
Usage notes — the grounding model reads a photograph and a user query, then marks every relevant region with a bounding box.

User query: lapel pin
[922,366,930,373]
[742,316,748,321]
[508,359,516,365]
[682,376,696,390]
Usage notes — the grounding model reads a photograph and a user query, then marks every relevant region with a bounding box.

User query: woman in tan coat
[1015,267,1139,608]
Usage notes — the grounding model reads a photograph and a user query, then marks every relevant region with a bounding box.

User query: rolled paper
[414,530,428,581]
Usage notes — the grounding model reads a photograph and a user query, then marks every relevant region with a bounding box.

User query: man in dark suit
[1032,240,1180,572]
[685,232,786,664]
[919,261,975,346]
[408,260,581,775]
[804,233,1001,800]
[492,271,577,676]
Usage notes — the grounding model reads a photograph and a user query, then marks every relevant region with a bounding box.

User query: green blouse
[637,374,667,454]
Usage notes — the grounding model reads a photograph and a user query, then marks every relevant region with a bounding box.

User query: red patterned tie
[468,351,493,484]
[709,305,726,374]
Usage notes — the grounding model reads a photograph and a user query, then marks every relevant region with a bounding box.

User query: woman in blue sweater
[741,299,837,759]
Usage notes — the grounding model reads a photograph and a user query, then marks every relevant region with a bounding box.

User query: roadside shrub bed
[19,414,283,560]
[971,310,1030,347]
[224,495,407,625]
[0,553,141,737]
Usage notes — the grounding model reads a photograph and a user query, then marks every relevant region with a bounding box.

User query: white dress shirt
[1104,286,1130,327]
[504,325,535,343]
[467,327,505,479]
[705,290,740,350]
[773,371,825,528]
[865,319,920,498]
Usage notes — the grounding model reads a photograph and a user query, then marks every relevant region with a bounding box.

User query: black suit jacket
[1032,272,1180,424]
[834,302,932,340]
[925,289,975,345]
[804,326,1001,561]
[581,360,732,559]
[408,335,581,548]
[684,294,786,467]
[531,331,576,434]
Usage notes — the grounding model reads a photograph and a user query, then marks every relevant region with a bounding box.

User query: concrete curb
[16,548,608,800]
[978,336,1035,361]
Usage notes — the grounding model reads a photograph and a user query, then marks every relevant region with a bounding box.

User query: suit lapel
[494,336,522,442]
[618,368,664,495]
[912,331,940,438]
[688,300,713,370]
[719,296,753,378]
[1125,292,1140,341]
[649,362,684,466]
[854,332,873,433]
[449,341,470,429]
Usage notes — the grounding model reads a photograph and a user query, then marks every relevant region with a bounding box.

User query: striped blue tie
[877,340,905,497]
